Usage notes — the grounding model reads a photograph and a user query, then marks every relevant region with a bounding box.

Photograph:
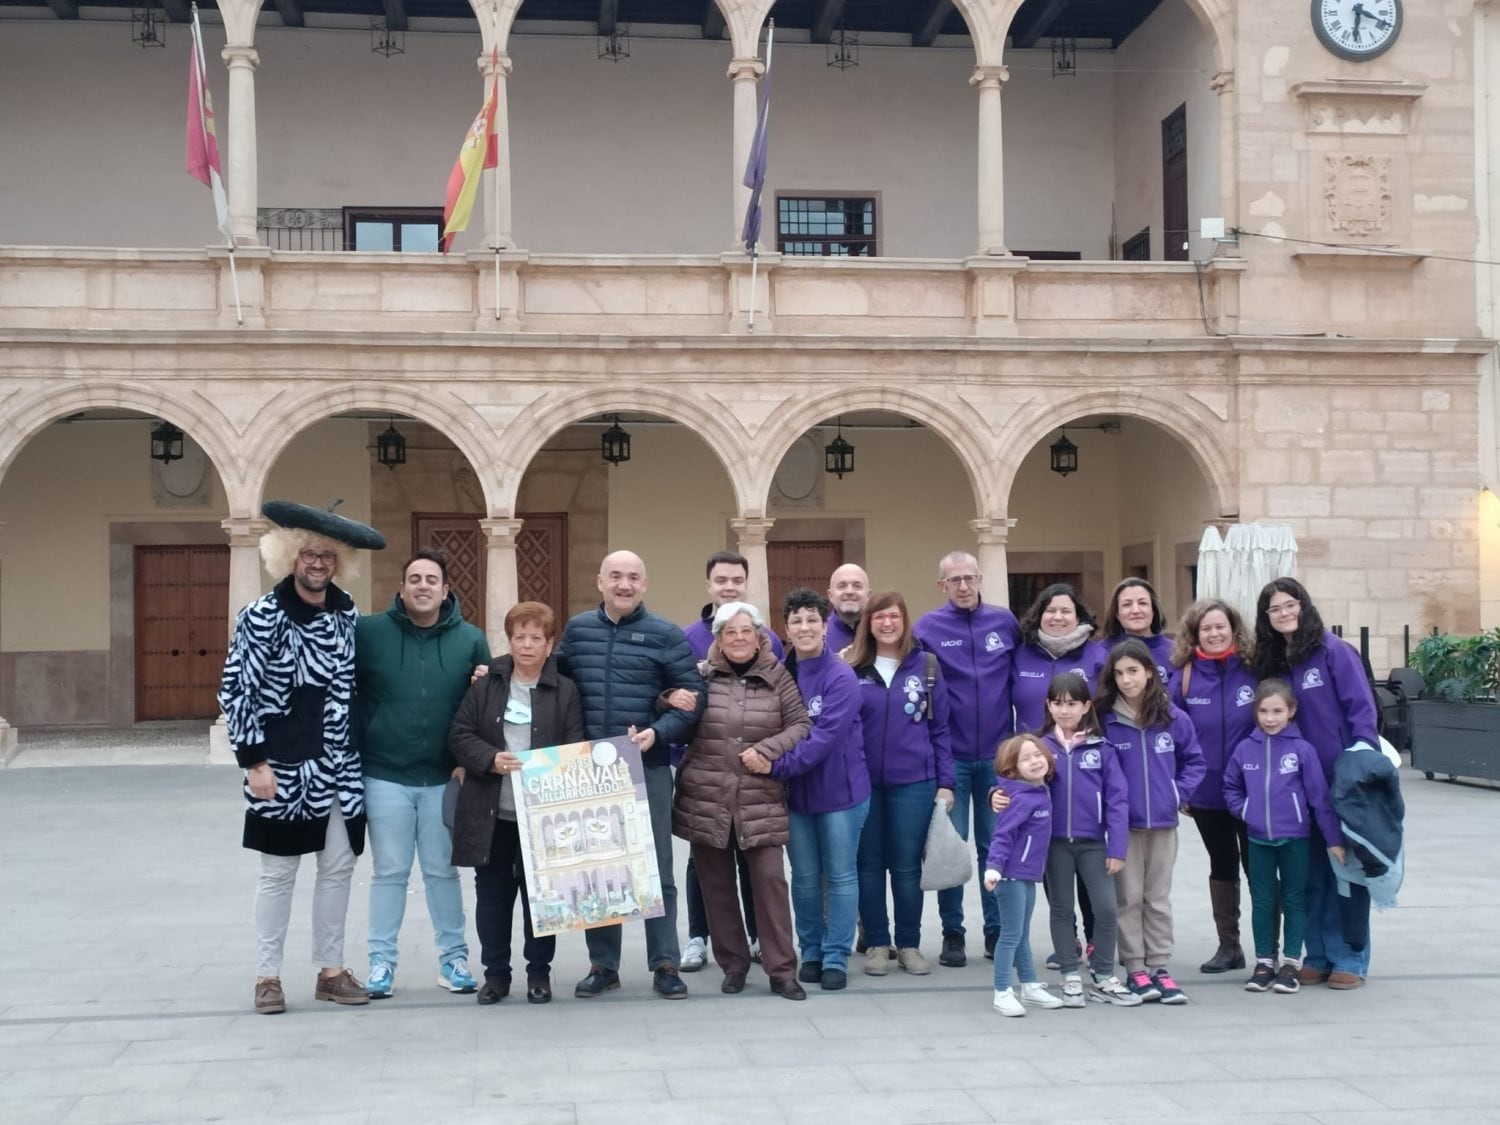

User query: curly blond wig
[259,527,360,582]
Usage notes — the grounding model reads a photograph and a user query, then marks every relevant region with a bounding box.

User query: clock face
[1313,0,1402,62]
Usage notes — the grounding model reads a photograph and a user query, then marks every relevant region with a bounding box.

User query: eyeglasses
[1267,602,1300,617]
[298,549,338,566]
[942,574,980,588]
[869,612,903,625]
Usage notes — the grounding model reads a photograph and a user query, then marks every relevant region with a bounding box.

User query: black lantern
[376,420,407,470]
[1049,430,1079,477]
[601,415,632,466]
[824,418,855,479]
[150,420,184,464]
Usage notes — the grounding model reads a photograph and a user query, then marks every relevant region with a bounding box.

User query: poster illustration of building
[511,737,665,938]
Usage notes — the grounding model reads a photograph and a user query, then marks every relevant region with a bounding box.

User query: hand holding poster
[511,737,665,938]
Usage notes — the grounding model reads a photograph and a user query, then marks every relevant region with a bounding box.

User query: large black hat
[262,500,386,550]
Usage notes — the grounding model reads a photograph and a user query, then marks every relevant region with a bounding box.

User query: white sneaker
[1090,973,1145,1007]
[1060,973,1086,1009]
[864,946,892,977]
[679,936,707,973]
[1019,981,1063,1009]
[992,987,1026,1017]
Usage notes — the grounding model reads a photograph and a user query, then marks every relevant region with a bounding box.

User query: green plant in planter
[1410,628,1500,703]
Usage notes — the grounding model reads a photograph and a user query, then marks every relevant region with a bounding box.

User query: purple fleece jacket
[1010,639,1109,735]
[1284,632,1380,781]
[1100,705,1206,830]
[1042,730,1129,860]
[985,776,1053,882]
[772,651,871,815]
[853,647,955,790]
[1224,723,1342,844]
[1100,631,1173,682]
[913,599,1020,762]
[1168,653,1259,810]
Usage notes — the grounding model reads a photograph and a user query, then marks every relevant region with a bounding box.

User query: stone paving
[0,756,1496,1125]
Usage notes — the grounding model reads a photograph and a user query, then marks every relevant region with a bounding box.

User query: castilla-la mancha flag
[441,53,500,253]
[185,10,234,247]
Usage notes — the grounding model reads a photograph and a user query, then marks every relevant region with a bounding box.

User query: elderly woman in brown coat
[672,601,812,999]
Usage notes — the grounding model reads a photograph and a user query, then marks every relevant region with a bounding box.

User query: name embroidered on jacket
[939,639,963,648]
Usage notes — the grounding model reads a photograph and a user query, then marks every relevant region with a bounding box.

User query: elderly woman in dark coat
[449,601,585,1006]
[673,601,812,999]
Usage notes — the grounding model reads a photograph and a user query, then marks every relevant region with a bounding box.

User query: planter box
[1409,699,1500,782]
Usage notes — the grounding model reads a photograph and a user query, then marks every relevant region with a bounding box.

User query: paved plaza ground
[1,742,1498,1125]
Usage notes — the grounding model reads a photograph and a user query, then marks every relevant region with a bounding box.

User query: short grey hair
[711,601,763,635]
[937,550,979,579]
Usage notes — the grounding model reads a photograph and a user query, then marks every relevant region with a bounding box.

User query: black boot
[1201,880,1246,973]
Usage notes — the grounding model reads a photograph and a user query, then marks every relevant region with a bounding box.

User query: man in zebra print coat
[219,501,385,1015]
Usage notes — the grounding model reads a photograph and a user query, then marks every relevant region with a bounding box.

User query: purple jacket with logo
[1042,730,1129,861]
[1100,705,1206,830]
[1285,632,1380,781]
[1168,653,1259,810]
[826,614,858,657]
[1224,723,1342,844]
[853,648,955,790]
[914,599,1020,762]
[1100,631,1173,682]
[985,776,1052,882]
[1010,640,1109,735]
[771,651,871,815]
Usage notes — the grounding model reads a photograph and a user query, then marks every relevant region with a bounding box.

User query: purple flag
[740,30,773,251]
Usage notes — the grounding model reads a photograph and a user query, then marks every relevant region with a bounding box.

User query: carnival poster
[511,738,665,937]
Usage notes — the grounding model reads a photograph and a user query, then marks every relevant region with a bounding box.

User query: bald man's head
[598,550,648,620]
[828,564,870,624]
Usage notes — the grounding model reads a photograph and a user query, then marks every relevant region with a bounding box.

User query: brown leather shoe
[314,969,371,1005]
[1327,971,1365,990]
[721,972,747,994]
[254,977,285,1014]
[1297,966,1330,985]
[772,978,807,1001]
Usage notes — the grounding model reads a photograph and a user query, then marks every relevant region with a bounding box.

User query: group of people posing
[221,500,1383,1018]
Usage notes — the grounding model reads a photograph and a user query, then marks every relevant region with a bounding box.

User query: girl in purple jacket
[1224,681,1346,995]
[983,735,1064,1018]
[1098,639,1206,1005]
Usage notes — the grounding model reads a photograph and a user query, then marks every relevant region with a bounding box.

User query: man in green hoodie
[356,549,491,998]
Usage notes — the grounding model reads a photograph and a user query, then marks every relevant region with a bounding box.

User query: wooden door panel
[1162,103,1189,261]
[136,545,229,721]
[768,541,843,632]
[412,513,568,636]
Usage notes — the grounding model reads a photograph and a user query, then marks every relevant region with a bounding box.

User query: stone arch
[753,385,995,517]
[494,386,755,515]
[725,0,992,62]
[0,381,246,509]
[993,0,1234,72]
[994,388,1238,519]
[239,383,503,514]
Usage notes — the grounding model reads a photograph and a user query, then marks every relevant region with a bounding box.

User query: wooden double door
[135,545,230,720]
[413,513,569,634]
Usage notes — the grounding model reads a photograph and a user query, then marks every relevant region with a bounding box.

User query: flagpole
[491,4,501,321]
[192,4,243,326]
[747,21,772,335]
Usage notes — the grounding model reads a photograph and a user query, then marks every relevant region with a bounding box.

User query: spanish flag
[441,53,500,253]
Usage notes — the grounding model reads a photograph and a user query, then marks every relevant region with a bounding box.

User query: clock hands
[1352,3,1393,33]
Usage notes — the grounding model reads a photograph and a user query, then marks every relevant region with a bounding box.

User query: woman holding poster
[449,602,585,1006]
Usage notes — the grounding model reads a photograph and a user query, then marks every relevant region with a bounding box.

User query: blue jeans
[787,798,870,972]
[938,758,1000,939]
[857,780,936,950]
[991,879,1039,991]
[1303,823,1372,977]
[365,777,468,969]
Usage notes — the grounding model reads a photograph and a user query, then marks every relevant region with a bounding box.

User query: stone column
[479,517,525,649]
[210,515,269,764]
[971,517,1018,607]
[729,516,775,619]
[0,522,14,765]
[221,45,260,246]
[728,56,765,250]
[971,65,1010,256]
[482,52,516,250]
[1212,70,1239,254]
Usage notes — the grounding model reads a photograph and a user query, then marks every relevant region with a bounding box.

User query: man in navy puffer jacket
[557,550,706,1000]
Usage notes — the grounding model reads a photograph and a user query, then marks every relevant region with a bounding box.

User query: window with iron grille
[776,196,877,257]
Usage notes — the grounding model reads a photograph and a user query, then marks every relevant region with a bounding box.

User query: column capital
[1211,69,1234,94]
[221,515,270,547]
[728,56,765,82]
[729,516,776,547]
[969,517,1018,545]
[221,45,260,70]
[479,52,514,78]
[969,65,1009,90]
[478,516,526,546]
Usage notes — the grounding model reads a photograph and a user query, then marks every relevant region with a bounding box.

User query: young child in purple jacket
[1224,680,1347,995]
[983,735,1064,1018]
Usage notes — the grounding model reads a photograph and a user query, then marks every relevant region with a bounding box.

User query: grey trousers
[254,803,357,977]
[1046,838,1118,978]
[584,763,680,973]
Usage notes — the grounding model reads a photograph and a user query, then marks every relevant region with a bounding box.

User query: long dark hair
[1251,577,1326,678]
[1018,583,1097,647]
[1096,639,1172,730]
[1039,671,1104,738]
[1099,577,1167,641]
